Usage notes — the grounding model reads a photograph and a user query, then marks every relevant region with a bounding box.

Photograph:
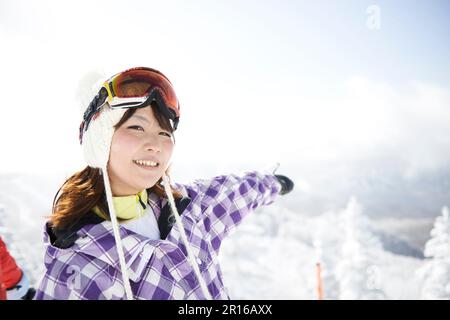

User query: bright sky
[0,0,449,184]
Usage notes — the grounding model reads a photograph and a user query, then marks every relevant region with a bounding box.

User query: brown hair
[50,101,182,230]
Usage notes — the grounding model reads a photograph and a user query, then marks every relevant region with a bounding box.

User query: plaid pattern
[35,171,282,300]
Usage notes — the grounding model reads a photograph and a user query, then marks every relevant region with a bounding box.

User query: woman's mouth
[133,159,160,169]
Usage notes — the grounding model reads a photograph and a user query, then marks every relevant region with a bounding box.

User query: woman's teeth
[133,160,159,167]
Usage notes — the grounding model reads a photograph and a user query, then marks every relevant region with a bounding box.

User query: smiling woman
[49,100,182,231]
[35,66,293,301]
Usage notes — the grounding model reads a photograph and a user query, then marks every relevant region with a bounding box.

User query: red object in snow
[0,237,23,300]
[0,271,5,300]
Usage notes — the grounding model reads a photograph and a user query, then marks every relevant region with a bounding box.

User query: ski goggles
[79,67,180,144]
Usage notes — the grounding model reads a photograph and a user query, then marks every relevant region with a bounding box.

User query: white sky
[0,0,449,184]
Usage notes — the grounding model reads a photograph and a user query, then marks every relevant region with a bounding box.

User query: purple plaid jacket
[35,171,282,300]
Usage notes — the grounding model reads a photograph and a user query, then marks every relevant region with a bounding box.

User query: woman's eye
[128,125,144,131]
[128,126,171,137]
[160,132,172,138]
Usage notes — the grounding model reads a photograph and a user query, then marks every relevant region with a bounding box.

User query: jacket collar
[47,195,192,250]
[44,195,192,282]
[157,196,192,239]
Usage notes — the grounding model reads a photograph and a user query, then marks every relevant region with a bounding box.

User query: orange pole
[316,262,324,300]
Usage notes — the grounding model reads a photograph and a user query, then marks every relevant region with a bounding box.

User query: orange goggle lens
[108,67,180,118]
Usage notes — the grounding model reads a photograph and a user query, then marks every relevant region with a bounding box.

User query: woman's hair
[50,101,182,230]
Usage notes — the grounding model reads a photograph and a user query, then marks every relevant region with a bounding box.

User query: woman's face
[108,106,175,196]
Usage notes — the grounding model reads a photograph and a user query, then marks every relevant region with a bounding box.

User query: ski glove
[274,174,294,195]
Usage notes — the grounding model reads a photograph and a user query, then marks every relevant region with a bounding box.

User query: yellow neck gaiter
[93,189,148,221]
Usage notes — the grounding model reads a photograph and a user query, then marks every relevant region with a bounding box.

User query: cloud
[1,1,449,181]
[278,76,450,179]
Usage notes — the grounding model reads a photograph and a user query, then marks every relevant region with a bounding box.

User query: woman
[35,67,294,300]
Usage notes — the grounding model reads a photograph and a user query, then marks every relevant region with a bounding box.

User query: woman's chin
[134,176,159,190]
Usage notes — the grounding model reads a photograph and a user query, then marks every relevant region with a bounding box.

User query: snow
[416,207,450,299]
[0,170,447,299]
[219,195,430,300]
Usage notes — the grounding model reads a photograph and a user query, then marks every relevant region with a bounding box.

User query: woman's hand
[274,174,294,195]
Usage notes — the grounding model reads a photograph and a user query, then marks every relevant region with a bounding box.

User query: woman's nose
[144,135,162,152]
[145,143,161,153]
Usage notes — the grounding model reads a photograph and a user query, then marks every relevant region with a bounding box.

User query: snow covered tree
[335,197,386,299]
[417,206,450,299]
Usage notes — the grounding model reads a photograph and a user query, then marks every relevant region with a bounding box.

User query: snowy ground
[220,200,425,299]
[0,169,441,299]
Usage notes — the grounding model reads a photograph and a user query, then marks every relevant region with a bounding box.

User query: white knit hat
[77,69,127,168]
[81,103,126,168]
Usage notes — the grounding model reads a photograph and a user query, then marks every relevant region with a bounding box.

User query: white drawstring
[162,174,213,300]
[101,166,134,300]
